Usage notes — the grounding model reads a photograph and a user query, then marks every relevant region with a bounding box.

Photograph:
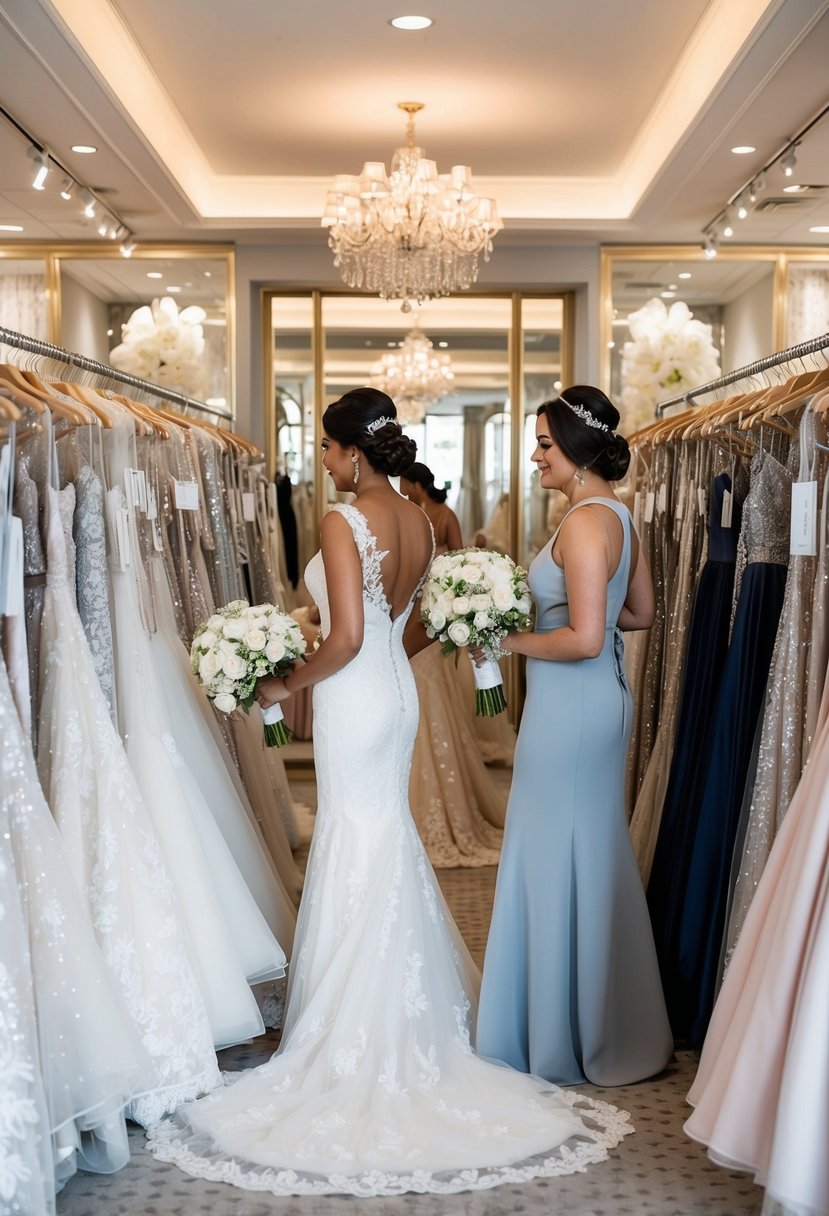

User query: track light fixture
[120,235,136,257]
[702,233,718,258]
[27,145,49,190]
[721,215,734,238]
[780,146,798,177]
[79,188,96,218]
[59,176,75,201]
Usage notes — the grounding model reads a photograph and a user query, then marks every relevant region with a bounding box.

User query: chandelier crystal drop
[323,102,503,312]
[370,326,455,424]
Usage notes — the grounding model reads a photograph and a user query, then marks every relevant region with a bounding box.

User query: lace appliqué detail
[329,504,391,614]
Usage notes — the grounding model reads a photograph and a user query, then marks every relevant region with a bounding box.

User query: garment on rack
[73,462,118,723]
[648,469,746,975]
[724,413,820,968]
[14,453,46,745]
[666,448,792,1046]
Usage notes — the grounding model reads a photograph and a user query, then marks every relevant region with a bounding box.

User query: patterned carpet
[57,769,763,1216]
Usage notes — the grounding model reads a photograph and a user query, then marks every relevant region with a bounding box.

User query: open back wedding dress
[147,503,631,1196]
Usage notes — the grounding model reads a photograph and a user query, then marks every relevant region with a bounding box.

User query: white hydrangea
[620,297,721,431]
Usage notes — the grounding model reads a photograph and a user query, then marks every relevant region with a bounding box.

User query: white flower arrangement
[190,600,306,747]
[620,297,721,430]
[109,296,208,398]
[421,548,533,716]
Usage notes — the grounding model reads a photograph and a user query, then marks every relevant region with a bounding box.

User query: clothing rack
[0,324,232,423]
[655,329,829,417]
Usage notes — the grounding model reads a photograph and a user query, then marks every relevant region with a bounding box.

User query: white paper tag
[146,485,158,521]
[644,491,656,523]
[721,488,733,529]
[790,481,818,556]
[126,468,147,514]
[242,491,256,522]
[1,517,23,616]
[698,486,707,516]
[115,506,131,570]
[174,479,199,511]
[633,490,642,523]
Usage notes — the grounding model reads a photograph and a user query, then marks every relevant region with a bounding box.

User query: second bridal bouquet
[191,600,306,747]
[421,548,533,716]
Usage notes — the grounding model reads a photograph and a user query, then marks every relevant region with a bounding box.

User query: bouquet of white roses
[421,548,533,716]
[190,600,306,747]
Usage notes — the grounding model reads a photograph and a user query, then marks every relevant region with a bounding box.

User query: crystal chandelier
[370,326,455,424]
[322,102,503,312]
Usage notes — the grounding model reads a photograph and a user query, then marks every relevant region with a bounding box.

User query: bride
[147,388,631,1196]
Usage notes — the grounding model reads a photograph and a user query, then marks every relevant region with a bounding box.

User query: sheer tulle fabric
[36,482,222,1126]
[147,504,632,1196]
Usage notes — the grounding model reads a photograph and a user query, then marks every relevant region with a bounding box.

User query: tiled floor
[57,768,764,1216]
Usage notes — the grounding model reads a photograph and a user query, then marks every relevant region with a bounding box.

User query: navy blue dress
[476,499,673,1086]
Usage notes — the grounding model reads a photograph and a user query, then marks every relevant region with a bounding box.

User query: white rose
[213,692,237,713]
[429,608,446,632]
[515,595,532,614]
[265,638,286,663]
[197,629,218,649]
[217,638,237,656]
[222,617,247,641]
[439,592,456,618]
[461,565,482,585]
[452,596,471,616]
[245,629,267,651]
[207,614,224,632]
[221,653,246,679]
[448,620,471,647]
[474,611,493,630]
[469,594,491,612]
[492,584,515,612]
[198,652,220,681]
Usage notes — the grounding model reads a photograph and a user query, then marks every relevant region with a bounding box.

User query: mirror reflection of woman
[400,463,507,867]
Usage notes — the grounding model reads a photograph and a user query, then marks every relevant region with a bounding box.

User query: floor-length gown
[147,502,632,1196]
[476,498,673,1086]
[409,644,505,866]
[667,449,792,1046]
[685,661,829,1216]
[36,469,222,1126]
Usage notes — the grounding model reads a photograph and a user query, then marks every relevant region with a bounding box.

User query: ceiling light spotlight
[678,271,692,279]
[389,15,433,28]
[0,224,24,232]
[736,196,749,220]
[166,285,182,293]
[59,176,75,201]
[120,235,136,257]
[731,145,756,154]
[79,188,96,218]
[146,271,163,279]
[747,175,766,203]
[71,144,97,154]
[97,216,111,237]
[783,183,808,193]
[27,145,50,190]
[809,226,829,234]
[722,215,734,238]
[780,146,798,177]
[702,233,718,258]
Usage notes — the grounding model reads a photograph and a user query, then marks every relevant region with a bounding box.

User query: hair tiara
[559,394,611,434]
[365,415,395,436]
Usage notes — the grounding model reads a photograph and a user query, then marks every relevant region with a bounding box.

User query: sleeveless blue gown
[476,498,673,1086]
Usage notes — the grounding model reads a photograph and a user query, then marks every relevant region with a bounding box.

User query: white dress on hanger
[101,403,285,1049]
[147,504,630,1197]
[36,455,222,1125]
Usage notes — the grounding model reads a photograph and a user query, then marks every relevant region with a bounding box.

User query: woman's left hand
[256,675,290,708]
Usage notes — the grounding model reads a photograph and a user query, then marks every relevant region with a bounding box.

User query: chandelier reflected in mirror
[322,102,503,312]
[370,326,455,425]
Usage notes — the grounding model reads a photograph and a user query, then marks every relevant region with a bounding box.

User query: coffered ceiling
[0,0,828,247]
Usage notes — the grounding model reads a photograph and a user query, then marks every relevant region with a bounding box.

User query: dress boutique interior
[2,3,829,1215]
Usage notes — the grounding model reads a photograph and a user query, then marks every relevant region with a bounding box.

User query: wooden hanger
[0,365,47,413]
[49,379,116,429]
[105,392,170,440]
[2,366,91,426]
[0,387,23,421]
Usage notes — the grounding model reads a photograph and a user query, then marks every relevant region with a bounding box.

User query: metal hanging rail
[655,330,829,417]
[0,324,232,422]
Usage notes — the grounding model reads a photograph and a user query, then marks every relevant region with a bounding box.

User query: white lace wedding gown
[147,504,631,1196]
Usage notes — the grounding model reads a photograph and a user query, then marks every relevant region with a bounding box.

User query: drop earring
[352,453,360,486]
[573,466,586,488]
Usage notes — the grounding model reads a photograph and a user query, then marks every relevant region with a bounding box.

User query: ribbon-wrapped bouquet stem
[421,548,533,716]
[191,600,306,746]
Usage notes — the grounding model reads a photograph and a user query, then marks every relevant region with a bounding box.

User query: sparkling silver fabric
[73,464,117,723]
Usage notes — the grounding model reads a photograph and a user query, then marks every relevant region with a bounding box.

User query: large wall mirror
[601,246,829,425]
[263,289,573,590]
[0,244,235,417]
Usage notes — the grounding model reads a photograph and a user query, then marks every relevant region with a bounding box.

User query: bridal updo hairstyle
[322,387,416,477]
[399,461,448,504]
[538,385,631,483]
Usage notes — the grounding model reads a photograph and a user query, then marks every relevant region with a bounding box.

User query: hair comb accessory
[559,395,611,433]
[365,415,394,435]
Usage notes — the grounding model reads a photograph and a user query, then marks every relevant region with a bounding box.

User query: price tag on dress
[242,491,256,522]
[174,479,199,511]
[790,481,818,555]
[721,489,733,529]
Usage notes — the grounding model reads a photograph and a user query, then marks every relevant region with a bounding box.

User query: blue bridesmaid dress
[476,498,673,1086]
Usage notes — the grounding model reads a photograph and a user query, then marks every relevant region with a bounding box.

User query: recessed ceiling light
[783,183,808,193]
[106,328,114,337]
[731,145,755,154]
[71,144,97,154]
[678,271,692,279]
[809,226,829,234]
[389,15,433,29]
[668,283,677,290]
[203,271,212,278]
[146,271,163,279]
[661,290,676,298]
[166,285,182,293]
[553,380,562,391]
[0,224,24,232]
[438,341,448,348]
